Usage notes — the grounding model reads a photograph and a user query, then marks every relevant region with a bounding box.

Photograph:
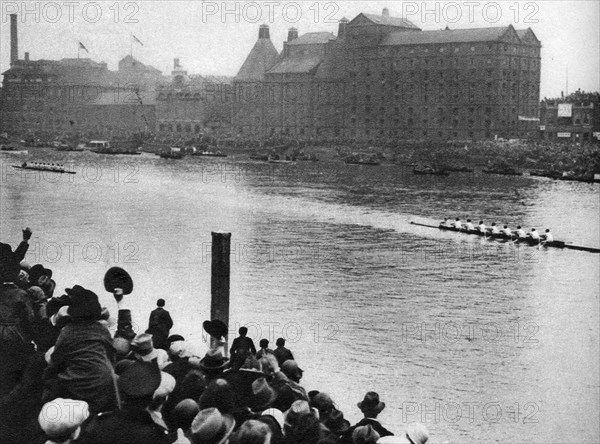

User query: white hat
[154,372,176,399]
[262,408,285,431]
[38,398,89,440]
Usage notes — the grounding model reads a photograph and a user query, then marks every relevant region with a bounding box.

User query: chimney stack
[287,27,298,42]
[25,52,29,61]
[10,14,18,64]
[338,17,348,40]
[174,58,180,69]
[382,7,390,17]
[259,24,270,40]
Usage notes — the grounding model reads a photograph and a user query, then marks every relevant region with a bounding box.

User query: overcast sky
[1,0,598,98]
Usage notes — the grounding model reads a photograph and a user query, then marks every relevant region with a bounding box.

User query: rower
[477,220,486,233]
[489,222,500,235]
[453,218,462,230]
[515,225,526,239]
[529,228,540,241]
[464,219,475,231]
[542,229,553,242]
[501,225,512,236]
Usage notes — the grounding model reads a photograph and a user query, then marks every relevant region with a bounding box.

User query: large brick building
[539,92,600,143]
[155,59,233,137]
[0,14,158,139]
[233,8,541,141]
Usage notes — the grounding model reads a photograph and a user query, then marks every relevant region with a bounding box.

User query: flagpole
[130,33,133,57]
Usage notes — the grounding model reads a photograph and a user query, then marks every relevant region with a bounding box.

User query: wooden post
[211,232,231,353]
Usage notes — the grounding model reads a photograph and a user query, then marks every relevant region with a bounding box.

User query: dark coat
[44,321,117,414]
[285,415,338,444]
[273,346,294,366]
[75,407,171,444]
[341,418,394,443]
[0,283,35,397]
[147,308,173,350]
[229,336,257,369]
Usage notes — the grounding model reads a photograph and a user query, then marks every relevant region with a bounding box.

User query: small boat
[1,145,28,155]
[194,150,227,157]
[413,167,449,176]
[344,154,380,166]
[56,143,84,152]
[410,221,600,254]
[482,167,522,176]
[12,163,76,174]
[159,147,184,159]
[91,149,141,155]
[529,169,562,179]
[267,156,295,164]
[442,165,474,173]
[250,154,269,161]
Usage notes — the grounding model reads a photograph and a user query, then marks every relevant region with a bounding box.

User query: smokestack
[10,14,18,64]
[174,58,180,69]
[338,17,348,40]
[259,24,270,40]
[287,27,298,42]
[24,52,29,61]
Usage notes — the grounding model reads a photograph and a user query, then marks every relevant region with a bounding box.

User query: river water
[1,150,599,443]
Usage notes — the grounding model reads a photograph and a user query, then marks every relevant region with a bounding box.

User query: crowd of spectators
[1,228,430,444]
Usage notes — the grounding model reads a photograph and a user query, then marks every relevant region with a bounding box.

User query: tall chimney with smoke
[10,14,18,64]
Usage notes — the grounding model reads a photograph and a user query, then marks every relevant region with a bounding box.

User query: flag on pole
[132,35,144,46]
[79,42,89,53]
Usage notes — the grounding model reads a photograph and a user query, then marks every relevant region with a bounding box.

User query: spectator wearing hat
[147,299,173,351]
[198,348,230,380]
[284,400,336,444]
[311,392,350,439]
[256,339,274,359]
[131,333,171,370]
[43,285,118,414]
[38,398,89,444]
[233,419,273,444]
[273,338,294,367]
[281,360,303,384]
[341,392,393,444]
[258,408,286,444]
[76,361,171,444]
[352,425,380,444]
[187,407,235,444]
[230,327,257,371]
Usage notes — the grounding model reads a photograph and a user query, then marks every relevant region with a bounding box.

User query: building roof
[267,56,323,74]
[382,26,517,45]
[353,13,420,30]
[516,28,541,45]
[119,55,162,74]
[235,38,280,81]
[287,32,336,45]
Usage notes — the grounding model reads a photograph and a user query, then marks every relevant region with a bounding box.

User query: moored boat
[193,150,227,157]
[413,166,449,176]
[159,147,184,159]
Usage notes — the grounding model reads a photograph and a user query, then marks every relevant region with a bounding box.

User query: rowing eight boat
[410,221,600,254]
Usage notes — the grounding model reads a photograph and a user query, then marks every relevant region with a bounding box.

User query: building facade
[539,93,600,143]
[154,59,233,137]
[0,55,158,138]
[0,14,159,138]
[233,8,541,142]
